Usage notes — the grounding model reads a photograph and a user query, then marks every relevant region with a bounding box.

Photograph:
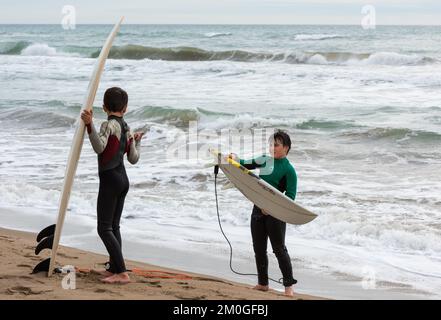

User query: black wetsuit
[87,115,140,274]
[251,206,296,287]
[97,164,129,274]
[97,116,129,274]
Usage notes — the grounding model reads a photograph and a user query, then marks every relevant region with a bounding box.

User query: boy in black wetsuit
[81,87,143,284]
[230,130,297,297]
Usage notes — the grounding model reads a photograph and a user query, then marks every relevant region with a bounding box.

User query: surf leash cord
[214,165,283,285]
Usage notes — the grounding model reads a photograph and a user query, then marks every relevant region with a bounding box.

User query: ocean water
[1,24,441,298]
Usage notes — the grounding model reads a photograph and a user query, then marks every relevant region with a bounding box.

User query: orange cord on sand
[73,266,192,280]
[130,268,192,280]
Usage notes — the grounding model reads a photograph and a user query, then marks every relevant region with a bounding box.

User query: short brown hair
[270,130,292,154]
[103,87,128,112]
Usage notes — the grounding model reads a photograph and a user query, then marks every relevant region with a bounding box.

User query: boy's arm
[238,155,266,170]
[285,165,297,201]
[127,131,141,164]
[86,121,112,154]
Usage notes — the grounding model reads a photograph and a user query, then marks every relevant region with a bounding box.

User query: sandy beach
[0,227,323,300]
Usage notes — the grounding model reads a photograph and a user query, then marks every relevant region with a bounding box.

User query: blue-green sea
[1,24,441,298]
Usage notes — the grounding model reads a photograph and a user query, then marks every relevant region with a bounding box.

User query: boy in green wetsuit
[230,130,297,297]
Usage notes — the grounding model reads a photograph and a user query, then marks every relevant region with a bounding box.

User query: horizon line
[1,23,441,26]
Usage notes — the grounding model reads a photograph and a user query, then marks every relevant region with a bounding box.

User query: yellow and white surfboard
[211,148,317,225]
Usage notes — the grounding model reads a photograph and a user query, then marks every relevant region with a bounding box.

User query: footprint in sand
[94,288,114,294]
[0,275,33,280]
[5,286,53,296]
[194,277,233,286]
[139,280,162,288]
[215,291,230,298]
[0,235,13,241]
[24,254,42,261]
[175,294,207,300]
[57,253,79,259]
[177,282,195,290]
[93,288,122,296]
[183,286,195,290]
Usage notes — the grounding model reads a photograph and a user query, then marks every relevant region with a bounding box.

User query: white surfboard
[46,18,124,276]
[211,149,317,225]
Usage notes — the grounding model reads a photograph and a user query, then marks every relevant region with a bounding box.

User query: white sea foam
[303,52,432,66]
[21,43,58,56]
[354,52,429,66]
[204,32,232,38]
[20,43,77,57]
[294,34,343,41]
[307,54,329,65]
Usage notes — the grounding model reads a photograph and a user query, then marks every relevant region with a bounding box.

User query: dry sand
[0,227,324,300]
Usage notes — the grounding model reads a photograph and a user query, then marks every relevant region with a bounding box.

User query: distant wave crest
[294,34,344,41]
[93,45,437,66]
[340,127,441,143]
[204,32,233,38]
[0,42,76,57]
[1,41,437,66]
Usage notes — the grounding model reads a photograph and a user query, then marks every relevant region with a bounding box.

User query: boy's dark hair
[270,130,292,154]
[103,87,128,112]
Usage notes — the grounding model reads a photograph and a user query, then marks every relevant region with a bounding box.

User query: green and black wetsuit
[239,155,297,287]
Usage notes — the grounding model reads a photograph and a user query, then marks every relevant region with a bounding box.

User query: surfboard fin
[36,224,56,243]
[32,224,56,274]
[35,235,54,255]
[31,258,50,274]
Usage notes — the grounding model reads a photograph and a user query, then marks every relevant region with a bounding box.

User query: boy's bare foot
[253,284,269,292]
[91,269,114,277]
[284,286,294,297]
[99,271,114,278]
[101,272,131,284]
